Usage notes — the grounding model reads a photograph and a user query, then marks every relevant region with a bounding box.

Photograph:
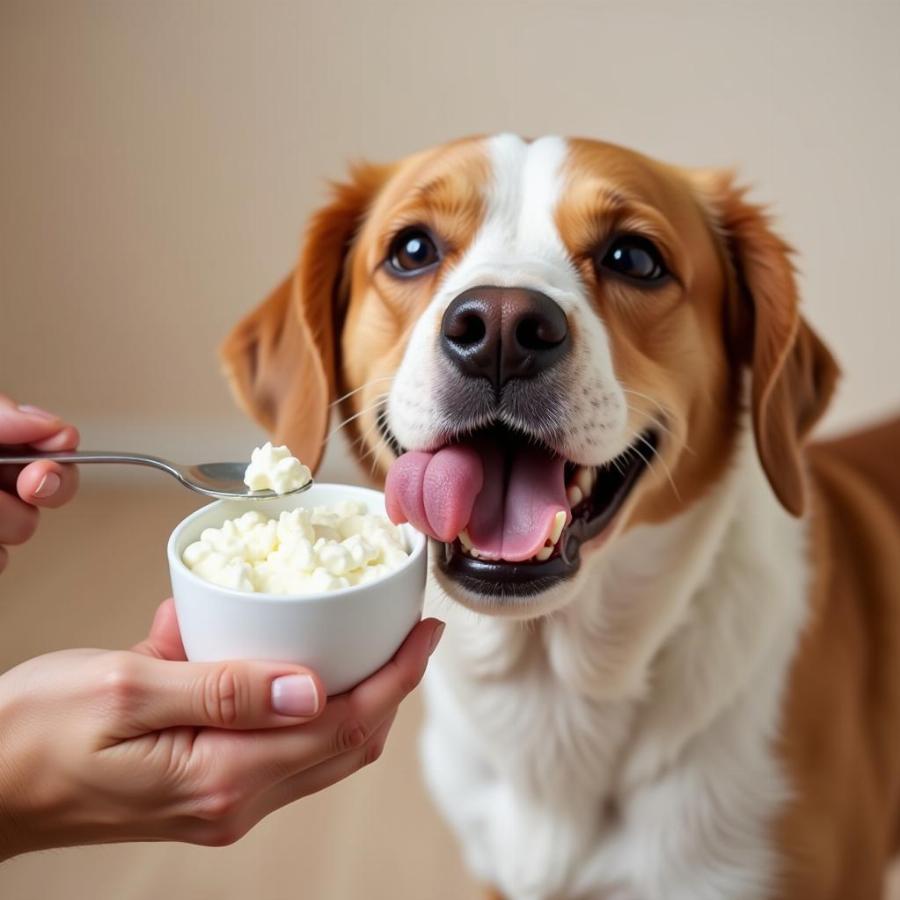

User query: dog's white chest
[422,635,789,900]
[420,457,809,900]
[421,648,634,899]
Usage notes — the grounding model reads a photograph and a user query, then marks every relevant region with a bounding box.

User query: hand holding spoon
[0,451,313,500]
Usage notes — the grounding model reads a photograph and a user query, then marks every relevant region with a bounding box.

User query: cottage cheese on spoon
[244,442,311,494]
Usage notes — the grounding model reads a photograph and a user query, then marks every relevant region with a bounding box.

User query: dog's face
[223,135,838,617]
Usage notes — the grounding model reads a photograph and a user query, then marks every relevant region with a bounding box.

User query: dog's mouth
[384,423,658,596]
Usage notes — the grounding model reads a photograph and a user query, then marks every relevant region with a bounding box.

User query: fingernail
[17,404,58,421]
[33,472,61,498]
[271,674,320,717]
[428,621,445,656]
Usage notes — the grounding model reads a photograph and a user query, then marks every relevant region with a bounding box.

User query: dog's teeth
[567,485,584,507]
[535,545,553,561]
[575,466,594,496]
[549,510,567,545]
[459,530,484,559]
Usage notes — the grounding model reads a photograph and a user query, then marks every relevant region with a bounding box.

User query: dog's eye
[387,228,441,275]
[598,235,668,283]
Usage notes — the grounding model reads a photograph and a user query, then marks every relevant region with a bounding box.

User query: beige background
[1,1,899,898]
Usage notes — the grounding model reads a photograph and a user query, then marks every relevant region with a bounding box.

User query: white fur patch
[436,134,580,299]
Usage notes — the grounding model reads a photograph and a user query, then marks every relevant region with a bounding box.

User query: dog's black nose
[440,286,570,389]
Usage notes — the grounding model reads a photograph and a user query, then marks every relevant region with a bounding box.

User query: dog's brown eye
[599,235,667,283]
[388,228,440,275]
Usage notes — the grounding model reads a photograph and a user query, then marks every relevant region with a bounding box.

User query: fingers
[0,491,39,545]
[131,599,188,662]
[0,398,79,529]
[103,621,442,848]
[95,651,327,739]
[336,617,444,725]
[257,711,397,814]
[29,425,80,452]
[16,460,79,509]
[0,397,77,447]
[175,713,398,849]
[0,457,78,569]
[209,618,444,780]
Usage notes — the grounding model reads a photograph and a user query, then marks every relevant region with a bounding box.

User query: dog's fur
[222,135,900,899]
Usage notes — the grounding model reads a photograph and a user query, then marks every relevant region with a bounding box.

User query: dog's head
[222,135,838,617]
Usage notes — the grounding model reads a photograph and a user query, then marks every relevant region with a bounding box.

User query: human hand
[0,599,443,860]
[0,395,80,572]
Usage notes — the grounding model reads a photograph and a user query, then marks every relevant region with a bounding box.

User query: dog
[221,134,900,899]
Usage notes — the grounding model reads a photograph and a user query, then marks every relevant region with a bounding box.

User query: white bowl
[167,483,427,695]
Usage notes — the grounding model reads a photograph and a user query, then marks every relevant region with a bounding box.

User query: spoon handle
[0,450,178,475]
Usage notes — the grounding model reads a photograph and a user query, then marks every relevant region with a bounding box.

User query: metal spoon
[0,451,314,500]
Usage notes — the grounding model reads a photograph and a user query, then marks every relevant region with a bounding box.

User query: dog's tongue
[385,440,568,562]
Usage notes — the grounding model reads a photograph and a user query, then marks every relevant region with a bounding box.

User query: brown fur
[693,169,841,516]
[220,161,396,469]
[557,141,746,531]
[772,418,900,898]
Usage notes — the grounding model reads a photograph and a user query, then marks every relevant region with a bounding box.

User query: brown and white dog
[222,135,900,900]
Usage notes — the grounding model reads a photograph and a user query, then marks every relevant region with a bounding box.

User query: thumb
[131,598,188,661]
[103,652,325,736]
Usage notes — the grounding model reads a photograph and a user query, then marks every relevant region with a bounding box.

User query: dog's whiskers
[356,417,392,473]
[326,393,391,444]
[330,375,395,410]
[620,387,695,458]
[628,426,681,502]
[619,388,674,432]
[347,397,394,474]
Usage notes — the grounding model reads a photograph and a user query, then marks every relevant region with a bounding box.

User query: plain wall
[2,0,899,469]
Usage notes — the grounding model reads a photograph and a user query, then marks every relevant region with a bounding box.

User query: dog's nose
[440,286,570,389]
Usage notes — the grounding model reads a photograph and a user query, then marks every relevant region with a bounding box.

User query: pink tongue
[385,446,483,542]
[385,440,569,562]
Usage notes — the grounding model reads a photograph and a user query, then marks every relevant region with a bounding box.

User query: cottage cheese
[243,442,311,494]
[182,501,410,594]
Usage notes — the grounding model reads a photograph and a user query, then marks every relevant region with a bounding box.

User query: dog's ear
[692,170,840,516]
[221,163,391,470]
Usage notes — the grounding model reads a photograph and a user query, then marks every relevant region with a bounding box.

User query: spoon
[0,451,314,500]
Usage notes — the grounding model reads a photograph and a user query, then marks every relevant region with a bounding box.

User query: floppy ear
[694,171,840,516]
[220,163,390,470]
